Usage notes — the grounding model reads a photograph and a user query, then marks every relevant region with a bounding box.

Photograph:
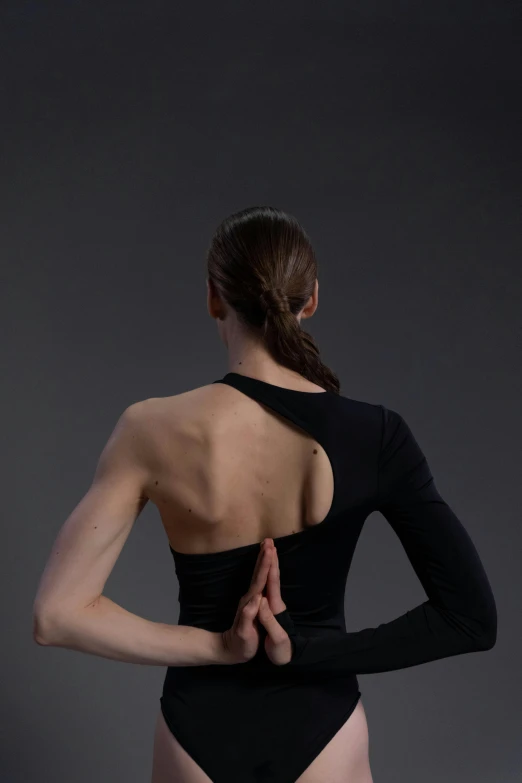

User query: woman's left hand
[219,538,274,664]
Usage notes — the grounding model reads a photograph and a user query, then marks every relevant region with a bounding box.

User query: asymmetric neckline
[220,371,331,395]
[169,371,339,558]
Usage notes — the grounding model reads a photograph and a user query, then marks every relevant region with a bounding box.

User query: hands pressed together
[220,538,293,666]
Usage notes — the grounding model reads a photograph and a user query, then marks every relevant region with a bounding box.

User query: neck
[222,310,305,385]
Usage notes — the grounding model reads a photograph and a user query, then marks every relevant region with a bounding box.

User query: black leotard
[159,371,497,783]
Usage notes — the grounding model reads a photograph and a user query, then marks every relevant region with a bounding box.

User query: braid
[258,285,291,315]
[258,285,340,394]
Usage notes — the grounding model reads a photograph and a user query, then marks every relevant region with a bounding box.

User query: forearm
[276,599,495,675]
[34,594,228,666]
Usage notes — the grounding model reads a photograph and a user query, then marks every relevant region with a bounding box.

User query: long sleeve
[275,405,497,674]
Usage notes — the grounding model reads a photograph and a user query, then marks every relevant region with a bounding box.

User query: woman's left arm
[33,401,228,666]
[260,406,498,673]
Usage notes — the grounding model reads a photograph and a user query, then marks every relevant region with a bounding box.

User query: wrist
[207,631,227,664]
[209,631,235,665]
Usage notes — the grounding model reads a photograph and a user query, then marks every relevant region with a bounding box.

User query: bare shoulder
[129,383,221,428]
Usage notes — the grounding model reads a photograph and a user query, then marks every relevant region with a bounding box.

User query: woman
[33,206,497,783]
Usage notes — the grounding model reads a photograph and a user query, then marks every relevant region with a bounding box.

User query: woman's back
[147,373,350,555]
[150,371,377,782]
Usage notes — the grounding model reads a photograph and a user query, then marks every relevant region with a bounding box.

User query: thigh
[295,699,373,783]
[151,708,213,783]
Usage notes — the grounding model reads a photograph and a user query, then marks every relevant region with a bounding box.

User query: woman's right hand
[257,544,294,666]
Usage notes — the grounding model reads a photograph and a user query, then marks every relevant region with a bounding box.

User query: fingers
[250,538,271,583]
[267,544,282,600]
[266,545,286,613]
[247,538,274,597]
[257,597,288,642]
[236,593,262,638]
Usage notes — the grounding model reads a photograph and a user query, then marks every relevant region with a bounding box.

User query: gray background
[2,2,521,781]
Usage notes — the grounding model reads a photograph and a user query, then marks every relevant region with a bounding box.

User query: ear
[206,276,227,320]
[300,278,319,320]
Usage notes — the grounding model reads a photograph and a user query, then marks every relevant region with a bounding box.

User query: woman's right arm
[262,405,497,673]
[32,402,272,668]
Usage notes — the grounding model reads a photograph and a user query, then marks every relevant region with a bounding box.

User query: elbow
[449,596,497,653]
[475,619,497,651]
[472,602,498,652]
[32,607,66,646]
[442,594,497,654]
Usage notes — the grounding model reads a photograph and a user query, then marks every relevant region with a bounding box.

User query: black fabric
[271,406,497,674]
[159,371,497,783]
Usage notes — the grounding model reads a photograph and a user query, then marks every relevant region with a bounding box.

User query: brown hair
[206,205,341,394]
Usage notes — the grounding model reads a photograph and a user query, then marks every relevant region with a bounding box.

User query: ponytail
[206,206,341,394]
